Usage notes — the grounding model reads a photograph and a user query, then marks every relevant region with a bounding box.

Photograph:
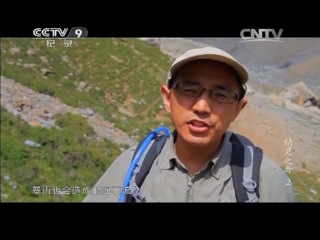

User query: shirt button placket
[186,180,194,202]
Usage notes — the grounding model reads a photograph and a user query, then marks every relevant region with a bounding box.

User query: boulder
[284,82,317,105]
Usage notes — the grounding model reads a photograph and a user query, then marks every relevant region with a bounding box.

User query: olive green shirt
[83,130,295,202]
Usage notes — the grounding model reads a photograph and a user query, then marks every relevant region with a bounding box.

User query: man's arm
[82,146,136,202]
[259,156,295,202]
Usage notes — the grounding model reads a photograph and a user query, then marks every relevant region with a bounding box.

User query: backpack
[125,132,263,203]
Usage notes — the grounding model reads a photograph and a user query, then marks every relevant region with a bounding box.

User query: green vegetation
[1,38,173,202]
[1,38,173,140]
[1,107,121,202]
[289,170,320,202]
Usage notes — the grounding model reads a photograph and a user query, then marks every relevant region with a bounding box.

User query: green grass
[289,170,320,202]
[1,38,173,202]
[1,38,173,140]
[301,162,307,169]
[1,107,121,202]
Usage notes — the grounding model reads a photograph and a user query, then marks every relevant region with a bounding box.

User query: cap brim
[167,48,249,85]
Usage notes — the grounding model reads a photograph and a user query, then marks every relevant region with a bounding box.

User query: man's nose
[192,90,211,114]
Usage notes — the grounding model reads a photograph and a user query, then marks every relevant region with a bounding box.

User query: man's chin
[185,136,213,147]
[176,128,220,147]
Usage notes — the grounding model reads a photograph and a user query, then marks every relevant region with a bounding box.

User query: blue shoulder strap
[126,134,168,202]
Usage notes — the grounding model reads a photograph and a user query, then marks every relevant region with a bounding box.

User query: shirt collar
[157,130,233,178]
[210,130,233,180]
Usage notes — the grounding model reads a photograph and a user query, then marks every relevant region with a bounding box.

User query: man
[83,46,295,202]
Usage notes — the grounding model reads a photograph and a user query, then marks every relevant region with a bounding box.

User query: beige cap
[167,46,248,85]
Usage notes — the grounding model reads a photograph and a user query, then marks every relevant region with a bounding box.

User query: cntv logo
[240,29,284,42]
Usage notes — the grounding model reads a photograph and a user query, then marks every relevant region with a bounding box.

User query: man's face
[161,60,247,147]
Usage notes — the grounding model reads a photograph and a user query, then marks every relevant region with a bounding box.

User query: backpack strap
[230,133,263,202]
[126,132,263,203]
[126,134,168,202]
[135,135,168,188]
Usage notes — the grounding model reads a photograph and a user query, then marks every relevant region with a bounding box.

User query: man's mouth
[187,120,210,133]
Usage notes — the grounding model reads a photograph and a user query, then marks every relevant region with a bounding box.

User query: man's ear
[238,98,248,111]
[161,85,171,113]
[232,98,248,121]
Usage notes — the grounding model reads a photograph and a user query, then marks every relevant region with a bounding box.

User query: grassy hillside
[1,38,173,202]
[1,38,173,140]
[1,107,121,202]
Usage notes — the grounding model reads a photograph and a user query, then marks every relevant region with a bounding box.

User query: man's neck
[174,133,224,175]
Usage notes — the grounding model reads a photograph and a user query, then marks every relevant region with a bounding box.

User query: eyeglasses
[172,82,239,104]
